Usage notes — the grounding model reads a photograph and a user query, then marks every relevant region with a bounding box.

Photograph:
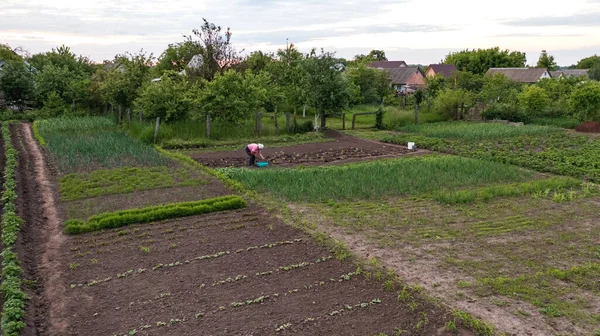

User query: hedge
[65,195,247,234]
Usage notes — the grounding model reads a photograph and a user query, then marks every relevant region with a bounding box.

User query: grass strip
[431,176,582,204]
[218,155,535,202]
[65,195,246,234]
[398,121,561,140]
[59,166,206,201]
[1,123,27,336]
[32,120,45,146]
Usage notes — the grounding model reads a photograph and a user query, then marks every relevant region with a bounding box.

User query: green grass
[398,121,562,140]
[219,155,535,202]
[65,195,246,234]
[163,132,330,150]
[37,117,167,173]
[431,176,583,204]
[529,117,581,129]
[59,166,206,201]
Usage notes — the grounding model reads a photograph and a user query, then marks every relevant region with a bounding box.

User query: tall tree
[100,51,154,109]
[536,50,558,71]
[346,64,391,104]
[353,50,388,63]
[244,51,274,74]
[156,40,203,73]
[301,50,350,127]
[0,61,35,110]
[569,81,600,121]
[589,63,600,81]
[444,47,526,75]
[576,55,600,69]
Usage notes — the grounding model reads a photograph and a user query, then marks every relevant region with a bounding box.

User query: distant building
[425,64,458,78]
[485,68,551,83]
[383,66,426,94]
[550,69,589,79]
[367,61,408,69]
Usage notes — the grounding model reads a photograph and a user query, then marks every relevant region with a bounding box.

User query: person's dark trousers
[245,146,255,166]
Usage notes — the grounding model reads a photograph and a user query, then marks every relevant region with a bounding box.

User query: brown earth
[189,131,428,168]
[575,121,600,133]
[12,123,475,335]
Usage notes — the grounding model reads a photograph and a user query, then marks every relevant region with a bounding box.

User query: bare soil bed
[12,123,472,335]
[190,132,426,168]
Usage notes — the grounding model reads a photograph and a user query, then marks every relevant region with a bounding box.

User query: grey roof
[383,66,423,85]
[367,61,408,69]
[550,69,589,78]
[486,68,549,83]
[427,64,457,77]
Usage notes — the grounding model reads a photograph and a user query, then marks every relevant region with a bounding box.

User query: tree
[184,19,240,81]
[431,88,473,120]
[589,63,600,81]
[444,47,526,75]
[536,50,558,71]
[453,71,485,92]
[301,50,350,127]
[346,64,392,105]
[569,81,600,121]
[576,55,600,69]
[0,44,24,63]
[194,69,266,122]
[518,86,551,116]
[100,51,154,109]
[479,73,522,104]
[134,71,194,122]
[353,50,388,63]
[155,40,203,73]
[0,61,35,110]
[29,45,95,76]
[243,51,274,74]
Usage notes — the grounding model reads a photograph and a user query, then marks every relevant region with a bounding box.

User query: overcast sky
[1,0,599,66]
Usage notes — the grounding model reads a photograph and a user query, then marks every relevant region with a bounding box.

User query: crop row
[65,195,246,234]
[382,132,600,182]
[69,238,304,288]
[115,270,366,336]
[0,123,26,336]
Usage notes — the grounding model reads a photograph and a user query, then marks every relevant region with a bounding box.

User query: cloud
[502,11,600,27]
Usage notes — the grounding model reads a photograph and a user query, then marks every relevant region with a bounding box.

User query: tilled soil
[190,133,426,168]
[14,123,472,336]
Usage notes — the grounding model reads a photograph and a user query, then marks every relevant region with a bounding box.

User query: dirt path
[19,123,69,335]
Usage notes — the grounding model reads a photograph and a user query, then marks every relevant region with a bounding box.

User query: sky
[1,0,599,66]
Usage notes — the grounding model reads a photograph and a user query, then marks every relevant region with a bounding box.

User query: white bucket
[407,142,415,150]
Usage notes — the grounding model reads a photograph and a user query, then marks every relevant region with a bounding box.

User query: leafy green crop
[398,121,561,140]
[65,195,246,234]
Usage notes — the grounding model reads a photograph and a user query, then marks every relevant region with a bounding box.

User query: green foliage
[518,85,551,116]
[155,40,202,73]
[59,166,205,201]
[382,130,600,182]
[399,122,559,140]
[1,123,27,336]
[0,44,23,63]
[243,50,274,74]
[194,69,267,122]
[589,63,600,81]
[479,73,522,104]
[353,50,387,63]
[219,155,533,202]
[452,311,495,336]
[39,91,68,118]
[430,88,473,120]
[444,47,526,75]
[576,55,600,70]
[536,50,558,71]
[569,81,600,121]
[32,120,46,145]
[453,71,485,92]
[100,51,154,108]
[346,64,392,105]
[134,71,194,122]
[65,195,246,234]
[375,106,384,129]
[0,60,35,109]
[482,103,529,123]
[529,117,580,129]
[37,117,167,173]
[432,177,581,204]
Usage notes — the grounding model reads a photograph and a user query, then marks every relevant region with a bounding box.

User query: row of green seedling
[1,123,27,336]
[65,195,246,234]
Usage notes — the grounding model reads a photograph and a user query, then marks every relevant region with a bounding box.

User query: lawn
[219,155,536,202]
[397,121,561,140]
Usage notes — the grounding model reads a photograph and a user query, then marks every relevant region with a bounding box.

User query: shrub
[290,120,314,134]
[518,85,551,116]
[482,103,530,123]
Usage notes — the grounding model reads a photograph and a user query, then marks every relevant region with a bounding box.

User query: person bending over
[245,143,265,166]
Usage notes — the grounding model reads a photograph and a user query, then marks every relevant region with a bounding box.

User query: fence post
[273,115,279,135]
[402,95,406,108]
[303,104,306,118]
[257,112,262,136]
[415,104,419,125]
[285,113,290,133]
[127,108,131,124]
[352,114,357,130]
[118,104,122,123]
[342,113,346,130]
[206,114,211,139]
[153,117,160,144]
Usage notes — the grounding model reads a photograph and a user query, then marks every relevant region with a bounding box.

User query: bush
[290,120,313,134]
[65,195,247,234]
[482,103,530,123]
[518,85,551,116]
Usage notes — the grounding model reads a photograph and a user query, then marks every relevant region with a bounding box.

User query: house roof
[427,64,457,77]
[550,69,589,78]
[367,61,408,69]
[485,68,549,83]
[383,66,423,85]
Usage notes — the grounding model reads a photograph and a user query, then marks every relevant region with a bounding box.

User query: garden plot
[189,132,422,168]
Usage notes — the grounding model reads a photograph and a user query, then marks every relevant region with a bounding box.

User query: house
[367,60,408,69]
[425,64,457,78]
[383,66,426,94]
[485,68,551,83]
[550,69,589,79]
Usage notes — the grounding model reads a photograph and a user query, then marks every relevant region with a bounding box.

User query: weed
[332,240,351,261]
[445,320,458,333]
[457,280,472,288]
[540,304,562,317]
[384,280,394,292]
[170,243,178,249]
[69,263,80,271]
[90,258,99,265]
[397,286,412,302]
[452,310,495,336]
[139,246,152,255]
